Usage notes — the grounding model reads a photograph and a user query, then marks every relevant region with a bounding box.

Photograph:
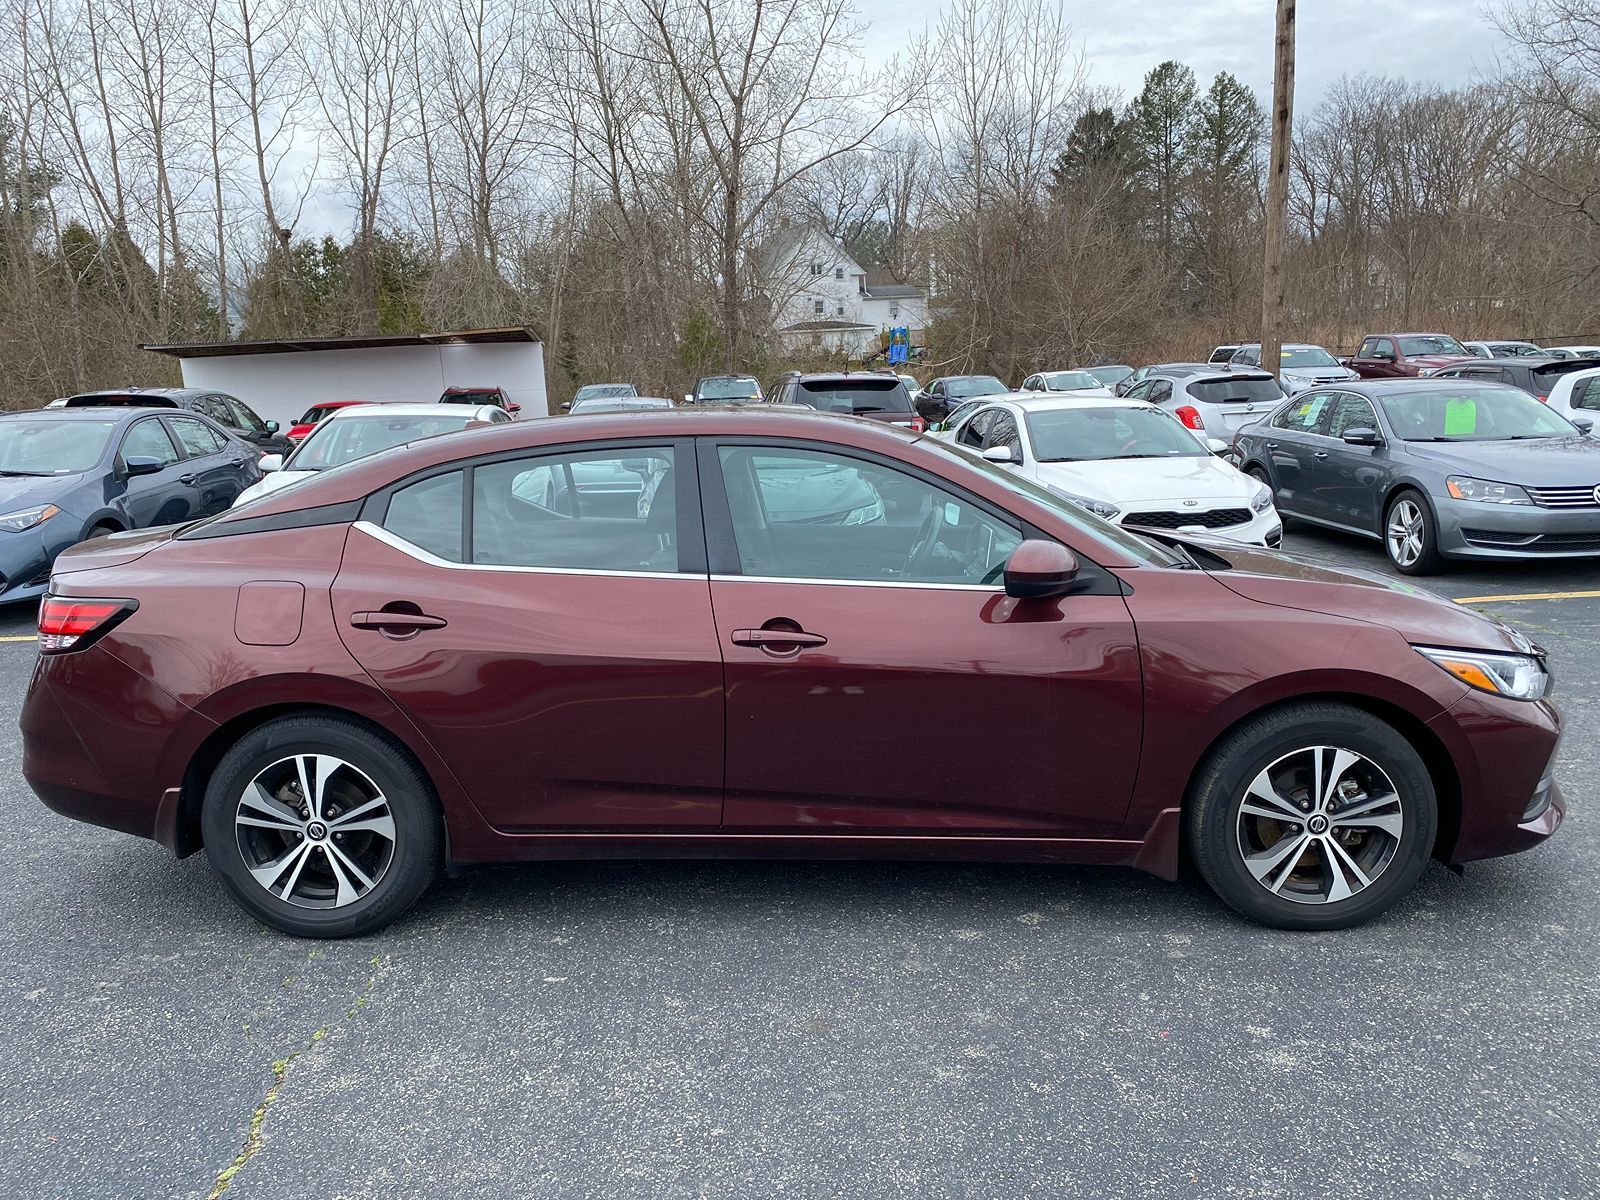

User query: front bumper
[0,522,71,605]
[1434,496,1600,559]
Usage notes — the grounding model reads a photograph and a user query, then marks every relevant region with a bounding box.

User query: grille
[1124,508,1252,530]
[1463,528,1600,553]
[1526,484,1600,509]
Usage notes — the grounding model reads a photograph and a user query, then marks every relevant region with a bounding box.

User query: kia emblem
[1182,499,1199,507]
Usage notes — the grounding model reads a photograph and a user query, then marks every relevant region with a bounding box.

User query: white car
[1463,340,1546,359]
[1543,345,1600,360]
[933,394,1282,547]
[232,402,510,506]
[1018,369,1114,396]
[1541,366,1600,433]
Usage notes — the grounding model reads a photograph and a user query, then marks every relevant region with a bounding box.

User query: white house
[143,327,548,427]
[763,225,929,356]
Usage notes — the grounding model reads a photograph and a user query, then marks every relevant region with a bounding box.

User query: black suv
[62,387,293,457]
[768,372,925,431]
[1429,357,1596,403]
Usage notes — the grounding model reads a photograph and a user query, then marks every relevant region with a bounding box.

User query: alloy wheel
[1386,499,1425,568]
[1235,746,1404,905]
[234,754,397,909]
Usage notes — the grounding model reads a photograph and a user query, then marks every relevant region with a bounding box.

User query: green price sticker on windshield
[1443,397,1477,436]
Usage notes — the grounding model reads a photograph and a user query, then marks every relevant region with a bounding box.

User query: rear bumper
[21,644,204,847]
[1435,497,1600,559]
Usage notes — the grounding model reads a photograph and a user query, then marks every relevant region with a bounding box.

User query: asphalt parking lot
[1,526,1595,1199]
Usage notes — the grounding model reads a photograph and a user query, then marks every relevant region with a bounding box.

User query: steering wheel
[1119,437,1164,455]
[903,506,945,579]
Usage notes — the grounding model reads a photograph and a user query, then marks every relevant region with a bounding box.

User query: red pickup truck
[1345,333,1476,378]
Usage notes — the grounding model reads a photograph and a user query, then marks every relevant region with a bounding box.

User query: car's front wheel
[1187,702,1437,930]
[1384,489,1444,575]
[201,714,442,938]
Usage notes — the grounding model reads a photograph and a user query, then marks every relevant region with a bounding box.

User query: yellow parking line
[1454,589,1600,605]
[0,635,34,642]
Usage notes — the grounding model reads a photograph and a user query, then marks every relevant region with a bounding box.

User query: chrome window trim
[356,521,1003,591]
[354,520,698,581]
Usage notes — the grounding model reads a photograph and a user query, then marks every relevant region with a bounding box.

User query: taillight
[892,416,927,433]
[1536,394,1548,403]
[1175,405,1205,430]
[37,596,137,654]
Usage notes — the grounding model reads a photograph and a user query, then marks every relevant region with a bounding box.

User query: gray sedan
[1232,379,1600,574]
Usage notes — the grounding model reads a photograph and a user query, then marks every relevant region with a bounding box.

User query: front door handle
[350,610,448,632]
[1312,451,1329,460]
[1266,442,1279,450]
[179,473,197,485]
[730,628,827,650]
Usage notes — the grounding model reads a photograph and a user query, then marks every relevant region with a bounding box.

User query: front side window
[1324,395,1380,440]
[956,409,996,448]
[1273,392,1334,433]
[984,412,1021,453]
[473,447,677,572]
[717,445,1021,585]
[195,396,235,427]
[121,419,181,466]
[224,397,268,434]
[170,416,227,457]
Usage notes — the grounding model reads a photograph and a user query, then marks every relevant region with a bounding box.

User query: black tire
[1383,488,1445,575]
[201,714,442,938]
[84,523,120,541]
[1245,467,1291,531]
[1187,702,1437,931]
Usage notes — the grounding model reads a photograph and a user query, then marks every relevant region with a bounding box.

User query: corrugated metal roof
[144,326,541,358]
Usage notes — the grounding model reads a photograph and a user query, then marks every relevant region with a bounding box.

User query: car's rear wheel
[201,715,442,938]
[1384,489,1443,575]
[1187,702,1437,930]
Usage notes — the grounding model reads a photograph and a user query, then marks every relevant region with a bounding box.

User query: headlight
[1248,479,1274,513]
[1416,368,1437,377]
[1045,484,1119,521]
[1415,645,1549,701]
[0,503,60,532]
[1446,476,1532,505]
[840,496,885,525]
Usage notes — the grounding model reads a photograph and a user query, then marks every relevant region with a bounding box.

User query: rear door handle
[1312,451,1329,460]
[179,473,197,485]
[1266,442,1279,450]
[731,628,827,649]
[350,610,448,632]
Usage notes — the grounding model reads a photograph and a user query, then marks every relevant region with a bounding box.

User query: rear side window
[384,471,464,562]
[796,379,913,415]
[1572,378,1600,412]
[1273,393,1333,433]
[170,417,227,457]
[472,447,677,573]
[1188,377,1285,405]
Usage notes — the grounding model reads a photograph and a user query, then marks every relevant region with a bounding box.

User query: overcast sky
[863,0,1507,107]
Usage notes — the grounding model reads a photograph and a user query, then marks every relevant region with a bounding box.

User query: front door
[117,416,199,527]
[330,442,724,831]
[1316,393,1387,533]
[702,440,1142,837]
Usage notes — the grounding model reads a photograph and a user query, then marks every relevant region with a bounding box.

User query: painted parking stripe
[0,635,34,643]
[1453,589,1600,605]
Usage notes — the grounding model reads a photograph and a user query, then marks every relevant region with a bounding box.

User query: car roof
[793,372,905,383]
[1448,356,1559,367]
[1320,378,1513,397]
[4,406,164,423]
[326,402,496,420]
[988,394,1155,414]
[1233,342,1325,351]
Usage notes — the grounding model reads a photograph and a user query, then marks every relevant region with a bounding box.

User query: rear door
[330,439,724,830]
[166,415,252,515]
[701,438,1142,836]
[1255,390,1336,518]
[116,417,199,527]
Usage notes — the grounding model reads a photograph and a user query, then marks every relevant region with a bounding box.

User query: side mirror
[1342,427,1384,447]
[259,454,283,473]
[124,455,164,478]
[1572,416,1594,434]
[1206,437,1231,454]
[507,402,521,414]
[559,401,572,412]
[982,444,1018,464]
[1003,540,1080,599]
[683,394,694,404]
[264,419,280,434]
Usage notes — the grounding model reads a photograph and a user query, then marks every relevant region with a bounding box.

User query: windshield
[796,379,913,414]
[1382,385,1578,441]
[1026,406,1206,462]
[288,413,476,470]
[947,376,1007,399]
[1042,371,1103,391]
[1280,347,1339,368]
[1396,335,1467,357]
[1086,366,1133,386]
[573,384,636,402]
[921,437,1187,568]
[697,377,761,400]
[0,419,117,474]
[570,397,672,413]
[1187,377,1285,405]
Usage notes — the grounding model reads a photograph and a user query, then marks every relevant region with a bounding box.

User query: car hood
[234,469,315,506]
[1406,355,1475,369]
[1281,366,1358,383]
[0,473,82,515]
[1404,436,1600,485]
[1036,455,1253,505]
[1176,537,1537,655]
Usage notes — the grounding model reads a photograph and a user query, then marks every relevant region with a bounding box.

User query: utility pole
[1260,0,1296,378]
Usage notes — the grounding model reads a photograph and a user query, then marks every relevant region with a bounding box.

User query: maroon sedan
[21,409,1564,937]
